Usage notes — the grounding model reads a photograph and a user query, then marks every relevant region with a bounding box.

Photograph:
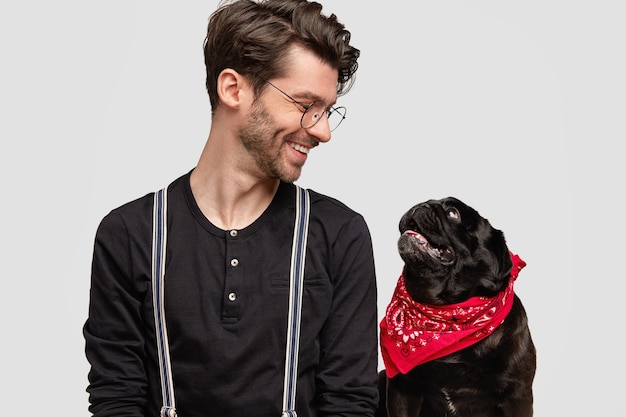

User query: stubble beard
[238,100,304,183]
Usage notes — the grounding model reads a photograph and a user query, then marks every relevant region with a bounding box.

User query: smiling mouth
[292,143,310,154]
[403,230,455,264]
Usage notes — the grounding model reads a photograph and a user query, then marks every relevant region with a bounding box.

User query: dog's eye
[446,208,460,220]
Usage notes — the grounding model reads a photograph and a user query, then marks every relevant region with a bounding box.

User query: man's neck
[190,159,280,231]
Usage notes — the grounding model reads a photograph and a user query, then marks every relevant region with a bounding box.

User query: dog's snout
[399,203,440,234]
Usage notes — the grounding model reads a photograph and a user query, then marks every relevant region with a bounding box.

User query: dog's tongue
[403,230,455,264]
[404,230,428,245]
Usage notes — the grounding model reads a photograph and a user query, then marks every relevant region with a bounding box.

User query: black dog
[377,197,536,417]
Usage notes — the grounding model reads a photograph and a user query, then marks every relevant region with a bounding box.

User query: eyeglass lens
[302,101,346,132]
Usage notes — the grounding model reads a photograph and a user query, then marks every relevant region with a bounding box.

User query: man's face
[237,45,339,183]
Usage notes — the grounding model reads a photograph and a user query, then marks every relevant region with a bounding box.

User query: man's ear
[216,69,253,109]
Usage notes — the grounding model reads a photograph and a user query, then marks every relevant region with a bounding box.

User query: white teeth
[292,144,310,154]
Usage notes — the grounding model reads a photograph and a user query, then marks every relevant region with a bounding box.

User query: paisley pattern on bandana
[380,252,526,378]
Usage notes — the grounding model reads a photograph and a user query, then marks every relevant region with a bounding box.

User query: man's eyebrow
[290,88,320,101]
[295,89,337,106]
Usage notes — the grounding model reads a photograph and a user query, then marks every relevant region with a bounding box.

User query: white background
[1,1,624,415]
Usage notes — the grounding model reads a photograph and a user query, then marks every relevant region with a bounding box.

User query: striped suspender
[152,187,177,417]
[281,185,310,417]
[151,185,310,417]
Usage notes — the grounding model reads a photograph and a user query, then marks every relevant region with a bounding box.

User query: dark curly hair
[203,0,360,111]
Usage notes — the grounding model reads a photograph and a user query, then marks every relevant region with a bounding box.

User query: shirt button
[229,230,238,237]
[228,292,237,301]
[230,258,239,267]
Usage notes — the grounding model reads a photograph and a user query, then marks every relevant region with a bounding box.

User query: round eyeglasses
[265,80,347,132]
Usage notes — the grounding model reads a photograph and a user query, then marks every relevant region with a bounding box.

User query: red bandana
[380,252,526,378]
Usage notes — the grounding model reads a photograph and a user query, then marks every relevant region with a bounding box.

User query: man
[83,1,378,416]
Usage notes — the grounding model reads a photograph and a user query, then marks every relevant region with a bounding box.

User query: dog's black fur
[376,197,536,417]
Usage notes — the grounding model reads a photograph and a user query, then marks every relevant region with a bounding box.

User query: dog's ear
[478,227,513,292]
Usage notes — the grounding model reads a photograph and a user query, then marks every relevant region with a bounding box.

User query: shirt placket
[222,228,242,321]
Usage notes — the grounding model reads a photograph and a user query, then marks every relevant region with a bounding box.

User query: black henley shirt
[83,171,379,417]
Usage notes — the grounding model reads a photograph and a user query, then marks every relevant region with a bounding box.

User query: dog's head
[398,197,513,306]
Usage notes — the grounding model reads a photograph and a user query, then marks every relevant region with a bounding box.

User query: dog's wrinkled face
[398,197,512,305]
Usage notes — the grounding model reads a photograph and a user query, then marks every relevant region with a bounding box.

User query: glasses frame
[264,80,346,132]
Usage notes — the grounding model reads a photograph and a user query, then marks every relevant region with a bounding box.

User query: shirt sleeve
[83,208,151,417]
[315,214,379,417]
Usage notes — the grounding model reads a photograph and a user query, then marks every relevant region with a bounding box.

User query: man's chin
[278,166,303,183]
